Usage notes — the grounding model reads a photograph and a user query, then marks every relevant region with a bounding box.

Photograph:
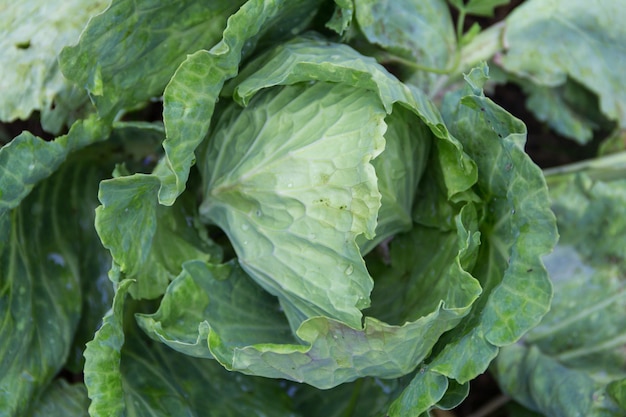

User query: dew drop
[241,223,249,231]
[255,210,262,217]
[287,183,293,188]
[344,264,354,275]
[28,164,35,170]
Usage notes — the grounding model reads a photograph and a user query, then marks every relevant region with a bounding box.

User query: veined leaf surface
[388,64,557,414]
[200,81,385,328]
[60,0,245,118]
[138,253,479,389]
[494,169,626,416]
[502,0,626,128]
[0,140,114,416]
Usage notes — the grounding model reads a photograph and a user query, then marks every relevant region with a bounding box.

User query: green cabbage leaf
[493,160,626,416]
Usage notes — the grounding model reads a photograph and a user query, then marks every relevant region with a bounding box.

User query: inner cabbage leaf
[200,81,386,329]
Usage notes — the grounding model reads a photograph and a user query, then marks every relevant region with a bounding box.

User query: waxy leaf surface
[494,169,626,416]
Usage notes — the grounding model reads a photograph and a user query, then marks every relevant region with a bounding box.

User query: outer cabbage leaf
[0,140,119,417]
[200,81,385,328]
[59,0,245,119]
[87,284,299,417]
[0,115,110,217]
[522,80,602,145]
[434,64,556,372]
[122,321,300,417]
[83,279,133,417]
[93,123,215,300]
[497,345,624,417]
[353,0,456,91]
[138,253,479,389]
[354,0,455,65]
[95,152,220,300]
[290,377,398,417]
[502,0,626,128]
[493,170,626,416]
[388,64,557,413]
[388,372,469,416]
[493,69,613,145]
[0,0,106,133]
[31,380,89,417]
[51,142,128,374]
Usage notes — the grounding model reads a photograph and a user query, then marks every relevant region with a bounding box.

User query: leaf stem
[456,8,467,51]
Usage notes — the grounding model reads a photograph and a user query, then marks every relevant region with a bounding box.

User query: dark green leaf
[60,0,245,118]
[0,115,110,216]
[31,380,89,417]
[124,315,299,417]
[83,279,134,417]
[0,140,116,416]
[292,377,395,417]
[450,0,511,17]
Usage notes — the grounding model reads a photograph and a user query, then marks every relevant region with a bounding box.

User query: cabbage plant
[1,0,625,416]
